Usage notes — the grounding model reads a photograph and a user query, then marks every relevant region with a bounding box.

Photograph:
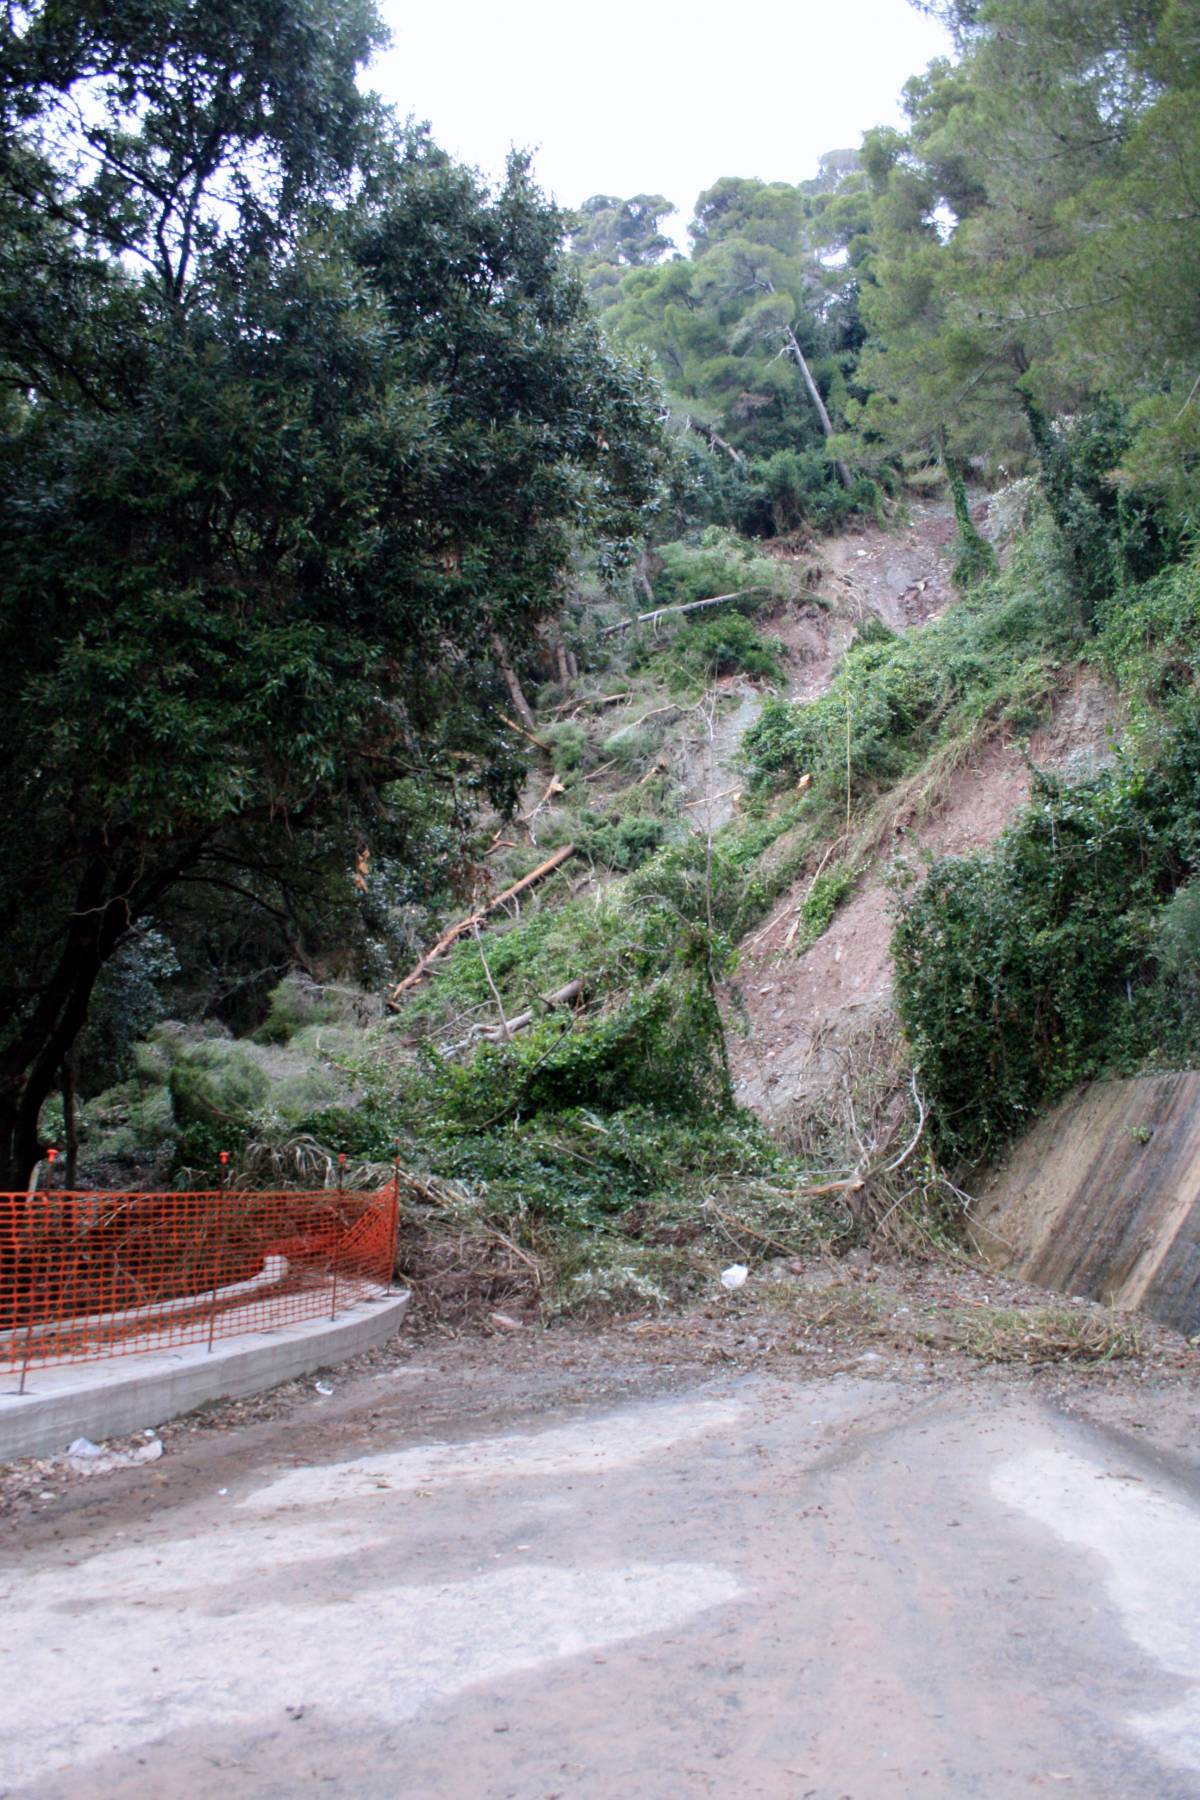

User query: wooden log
[491,631,538,733]
[498,712,553,754]
[479,978,584,1042]
[599,589,763,638]
[388,845,577,1003]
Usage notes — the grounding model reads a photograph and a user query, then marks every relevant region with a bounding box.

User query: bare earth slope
[725,502,1116,1132]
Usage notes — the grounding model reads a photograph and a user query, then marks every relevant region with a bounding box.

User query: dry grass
[935,1302,1143,1365]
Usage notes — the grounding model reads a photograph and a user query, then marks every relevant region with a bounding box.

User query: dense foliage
[0,0,663,1184]
[892,550,1200,1161]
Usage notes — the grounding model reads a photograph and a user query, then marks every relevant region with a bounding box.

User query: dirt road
[3,1326,1199,1799]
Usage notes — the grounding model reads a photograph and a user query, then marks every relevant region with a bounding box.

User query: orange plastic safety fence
[0,1186,398,1373]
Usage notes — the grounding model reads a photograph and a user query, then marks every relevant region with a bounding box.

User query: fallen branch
[519,775,565,844]
[389,845,577,1002]
[599,589,764,638]
[479,978,584,1042]
[685,416,745,465]
[553,691,632,716]
[682,785,740,810]
[471,921,510,1042]
[499,712,553,754]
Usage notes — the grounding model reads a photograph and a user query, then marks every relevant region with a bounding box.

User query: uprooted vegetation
[67,485,1200,1328]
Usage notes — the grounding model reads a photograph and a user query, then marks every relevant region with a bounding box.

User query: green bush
[1095,549,1200,721]
[744,516,1076,800]
[892,747,1200,1163]
[674,613,785,685]
[759,448,880,535]
[576,812,669,871]
[651,529,791,608]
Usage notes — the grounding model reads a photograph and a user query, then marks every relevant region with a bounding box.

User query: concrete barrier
[972,1072,1200,1334]
[0,1288,410,1464]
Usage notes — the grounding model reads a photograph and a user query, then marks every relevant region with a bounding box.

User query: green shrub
[576,812,669,871]
[791,862,856,953]
[673,613,785,685]
[744,515,1076,800]
[601,724,659,767]
[1095,549,1200,721]
[892,749,1200,1164]
[759,448,880,535]
[541,720,589,778]
[651,529,791,608]
[430,973,730,1128]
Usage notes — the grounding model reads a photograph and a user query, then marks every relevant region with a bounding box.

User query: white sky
[371,0,951,239]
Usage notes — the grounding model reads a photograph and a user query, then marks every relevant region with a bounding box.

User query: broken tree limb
[471,921,510,1042]
[479,977,584,1042]
[491,632,538,734]
[553,690,632,718]
[498,712,553,755]
[685,416,745,465]
[388,844,577,1003]
[682,785,741,810]
[519,775,565,845]
[599,590,764,638]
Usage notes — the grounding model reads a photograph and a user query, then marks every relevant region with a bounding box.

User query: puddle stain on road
[992,1445,1200,1774]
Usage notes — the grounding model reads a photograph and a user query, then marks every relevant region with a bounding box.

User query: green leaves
[0,9,665,1179]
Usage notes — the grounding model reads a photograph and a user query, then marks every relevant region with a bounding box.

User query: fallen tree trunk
[498,712,553,754]
[782,324,853,490]
[388,845,577,1003]
[479,978,584,1042]
[599,589,764,638]
[685,416,745,465]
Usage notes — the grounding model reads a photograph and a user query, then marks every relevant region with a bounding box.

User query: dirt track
[3,1306,1199,1799]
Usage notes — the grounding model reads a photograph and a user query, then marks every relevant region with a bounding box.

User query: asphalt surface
[2,1362,1199,1798]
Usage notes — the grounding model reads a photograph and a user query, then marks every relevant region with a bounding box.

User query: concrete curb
[0,1289,411,1464]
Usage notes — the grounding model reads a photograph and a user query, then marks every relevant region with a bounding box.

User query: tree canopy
[0,0,664,1185]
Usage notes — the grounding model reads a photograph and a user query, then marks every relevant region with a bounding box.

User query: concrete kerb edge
[0,1289,411,1464]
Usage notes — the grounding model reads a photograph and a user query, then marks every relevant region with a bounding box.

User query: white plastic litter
[314,1381,334,1396]
[720,1264,749,1291]
[62,1436,164,1476]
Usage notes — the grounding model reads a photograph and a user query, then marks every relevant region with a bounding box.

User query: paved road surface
[2,1369,1199,1797]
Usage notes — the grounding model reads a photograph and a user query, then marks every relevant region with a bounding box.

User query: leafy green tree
[852,1,1194,591]
[0,1,663,1186]
[595,167,871,525]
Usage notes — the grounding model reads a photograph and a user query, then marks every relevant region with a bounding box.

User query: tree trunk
[491,631,537,734]
[0,844,199,1191]
[782,325,853,489]
[61,1056,78,1190]
[599,589,763,637]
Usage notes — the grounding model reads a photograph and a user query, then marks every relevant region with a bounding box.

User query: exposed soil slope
[724,505,1117,1132]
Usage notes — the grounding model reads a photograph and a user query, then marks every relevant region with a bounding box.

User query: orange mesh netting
[0,1185,398,1375]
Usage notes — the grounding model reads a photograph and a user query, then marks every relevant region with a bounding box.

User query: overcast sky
[371,0,951,237]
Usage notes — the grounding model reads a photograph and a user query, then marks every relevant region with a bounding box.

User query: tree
[597,169,866,520]
[854,0,1198,532]
[0,1,664,1187]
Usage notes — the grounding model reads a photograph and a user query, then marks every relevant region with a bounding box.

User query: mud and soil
[726,502,1117,1130]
